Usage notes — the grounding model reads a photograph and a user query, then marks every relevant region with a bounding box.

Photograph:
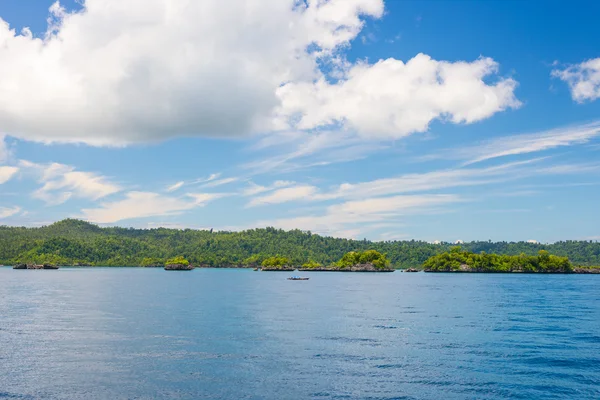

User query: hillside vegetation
[1,219,599,268]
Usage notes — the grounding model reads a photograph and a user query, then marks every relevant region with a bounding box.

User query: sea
[1,268,598,399]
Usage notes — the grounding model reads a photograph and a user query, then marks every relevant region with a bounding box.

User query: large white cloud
[553,58,600,103]
[275,54,521,138]
[0,0,383,145]
[0,0,517,145]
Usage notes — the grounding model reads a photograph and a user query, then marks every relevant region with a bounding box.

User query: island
[260,256,296,271]
[422,247,597,274]
[164,256,194,271]
[297,251,394,272]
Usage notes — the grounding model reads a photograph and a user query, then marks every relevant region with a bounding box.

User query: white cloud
[0,1,517,147]
[19,160,120,205]
[247,185,318,207]
[199,177,239,188]
[427,120,600,165]
[192,173,221,184]
[81,191,225,223]
[0,205,21,218]
[186,192,229,205]
[242,180,295,196]
[240,159,548,209]
[256,194,460,238]
[274,54,520,139]
[553,58,600,102]
[316,159,543,202]
[166,181,184,192]
[0,166,18,184]
[244,130,387,174]
[243,158,594,214]
[0,0,384,145]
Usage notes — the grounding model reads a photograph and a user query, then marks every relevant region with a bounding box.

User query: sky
[0,0,599,243]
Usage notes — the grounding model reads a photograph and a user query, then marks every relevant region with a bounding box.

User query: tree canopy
[423,247,573,273]
[336,250,390,269]
[1,219,599,268]
[261,256,291,268]
[165,256,190,266]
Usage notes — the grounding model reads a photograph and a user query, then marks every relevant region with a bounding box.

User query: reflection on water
[1,268,599,399]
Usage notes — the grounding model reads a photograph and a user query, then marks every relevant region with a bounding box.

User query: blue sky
[0,0,599,243]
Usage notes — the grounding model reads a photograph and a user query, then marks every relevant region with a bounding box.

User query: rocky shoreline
[424,265,599,274]
[13,264,59,270]
[298,263,394,272]
[261,265,296,271]
[573,267,600,274]
[164,264,195,271]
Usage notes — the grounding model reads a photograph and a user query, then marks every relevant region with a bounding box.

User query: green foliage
[301,260,323,269]
[140,257,164,267]
[423,248,573,273]
[337,251,361,268]
[336,250,390,269]
[165,256,189,266]
[261,256,291,267]
[243,254,262,266]
[1,219,599,268]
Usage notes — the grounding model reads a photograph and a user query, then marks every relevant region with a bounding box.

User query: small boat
[288,276,309,281]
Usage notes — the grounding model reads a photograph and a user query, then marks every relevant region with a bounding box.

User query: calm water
[1,268,599,399]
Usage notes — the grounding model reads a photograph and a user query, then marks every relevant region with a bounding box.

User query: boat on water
[287,276,309,281]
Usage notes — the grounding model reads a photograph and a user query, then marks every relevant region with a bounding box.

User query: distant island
[258,251,394,272]
[1,219,600,271]
[164,256,194,271]
[423,247,600,274]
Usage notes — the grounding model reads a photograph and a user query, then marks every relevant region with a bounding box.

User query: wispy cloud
[166,181,185,193]
[423,120,600,165]
[80,191,227,224]
[255,194,461,239]
[241,180,295,196]
[244,131,387,175]
[199,177,239,188]
[0,166,19,185]
[19,160,121,205]
[0,206,21,219]
[247,185,318,207]
[192,173,221,184]
[246,158,544,207]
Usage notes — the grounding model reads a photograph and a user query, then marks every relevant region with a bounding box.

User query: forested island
[424,247,600,273]
[1,219,600,269]
[257,250,393,272]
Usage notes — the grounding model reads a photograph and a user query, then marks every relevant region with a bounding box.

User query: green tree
[165,256,190,266]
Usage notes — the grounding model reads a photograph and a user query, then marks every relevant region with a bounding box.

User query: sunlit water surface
[1,268,599,399]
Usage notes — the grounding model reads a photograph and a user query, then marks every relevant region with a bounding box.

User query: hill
[1,219,599,267]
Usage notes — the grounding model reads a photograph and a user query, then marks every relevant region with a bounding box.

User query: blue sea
[1,268,599,399]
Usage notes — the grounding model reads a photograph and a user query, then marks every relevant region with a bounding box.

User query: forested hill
[1,219,599,268]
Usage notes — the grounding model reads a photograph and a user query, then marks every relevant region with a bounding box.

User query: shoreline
[4,265,599,274]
